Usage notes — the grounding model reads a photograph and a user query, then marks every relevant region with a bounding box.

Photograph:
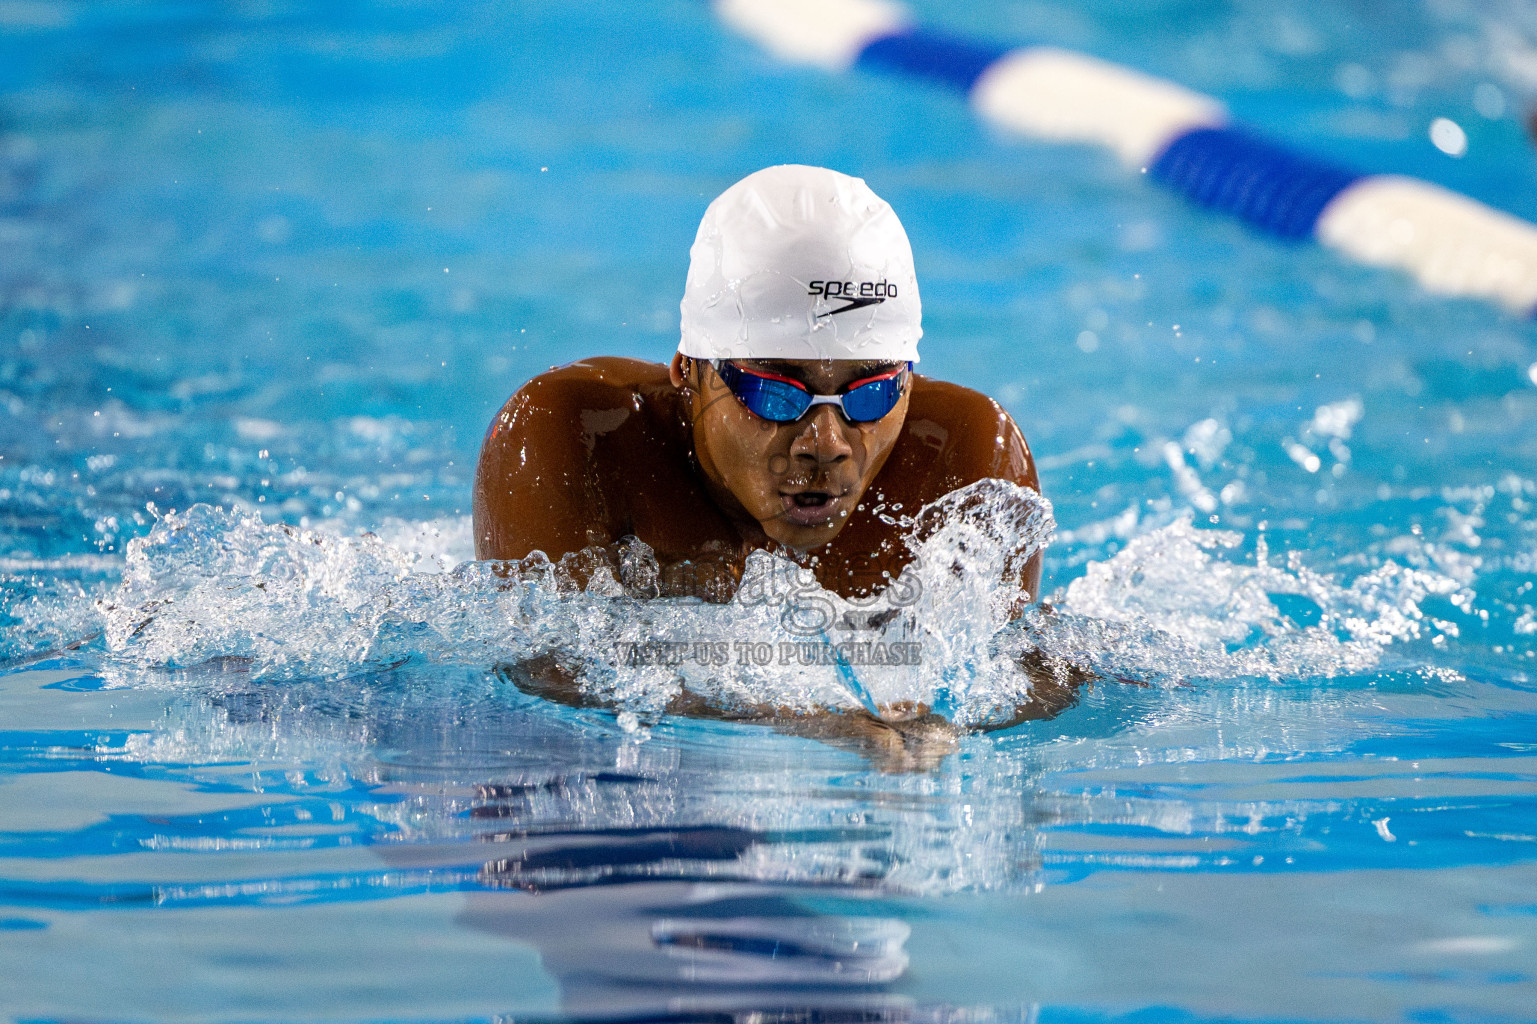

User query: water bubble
[1308,397,1364,440]
[1335,63,1373,99]
[1182,418,1231,469]
[1429,117,1467,157]
[1283,440,1322,474]
[1472,83,1506,120]
[255,215,290,244]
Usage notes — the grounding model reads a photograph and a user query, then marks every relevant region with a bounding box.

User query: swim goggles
[711,360,911,424]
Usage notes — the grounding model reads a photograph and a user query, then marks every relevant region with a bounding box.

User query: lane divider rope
[715,0,1537,318]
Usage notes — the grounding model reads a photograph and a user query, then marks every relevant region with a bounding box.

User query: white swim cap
[679,165,922,364]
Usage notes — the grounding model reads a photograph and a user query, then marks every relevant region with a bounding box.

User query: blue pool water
[4,0,1537,1020]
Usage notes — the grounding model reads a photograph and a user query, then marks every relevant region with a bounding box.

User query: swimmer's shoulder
[497,357,670,413]
[896,375,1037,492]
[473,358,684,560]
[483,357,680,448]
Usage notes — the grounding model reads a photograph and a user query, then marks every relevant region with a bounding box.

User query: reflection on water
[478,823,769,892]
[462,880,915,1018]
[454,797,917,1016]
[186,671,1015,1019]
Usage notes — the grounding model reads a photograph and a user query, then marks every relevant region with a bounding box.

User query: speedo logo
[808,279,898,317]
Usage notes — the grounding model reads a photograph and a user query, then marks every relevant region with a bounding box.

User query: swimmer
[475,165,1078,756]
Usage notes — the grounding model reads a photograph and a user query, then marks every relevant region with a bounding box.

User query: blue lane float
[1148,127,1363,241]
[714,0,1537,318]
[856,29,1007,92]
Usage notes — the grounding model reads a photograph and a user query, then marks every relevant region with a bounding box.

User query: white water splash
[1051,518,1469,681]
[92,483,1470,726]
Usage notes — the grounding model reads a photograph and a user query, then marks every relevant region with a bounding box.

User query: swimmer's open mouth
[780,490,844,528]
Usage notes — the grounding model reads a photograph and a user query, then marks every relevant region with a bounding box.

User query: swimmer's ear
[668,352,692,390]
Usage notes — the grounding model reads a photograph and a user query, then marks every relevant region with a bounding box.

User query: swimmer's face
[670,353,911,552]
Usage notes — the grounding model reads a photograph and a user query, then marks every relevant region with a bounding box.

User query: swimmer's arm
[472,374,623,561]
[920,386,1045,604]
[1002,420,1046,606]
[969,396,1044,604]
[1022,549,1044,606]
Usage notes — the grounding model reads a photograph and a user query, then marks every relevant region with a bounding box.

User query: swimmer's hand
[496,648,1093,773]
[770,705,959,773]
[499,656,956,770]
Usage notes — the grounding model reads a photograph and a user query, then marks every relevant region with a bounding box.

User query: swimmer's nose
[789,404,854,467]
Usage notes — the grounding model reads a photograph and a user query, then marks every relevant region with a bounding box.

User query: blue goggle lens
[713,361,908,424]
[840,373,906,421]
[723,367,812,421]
